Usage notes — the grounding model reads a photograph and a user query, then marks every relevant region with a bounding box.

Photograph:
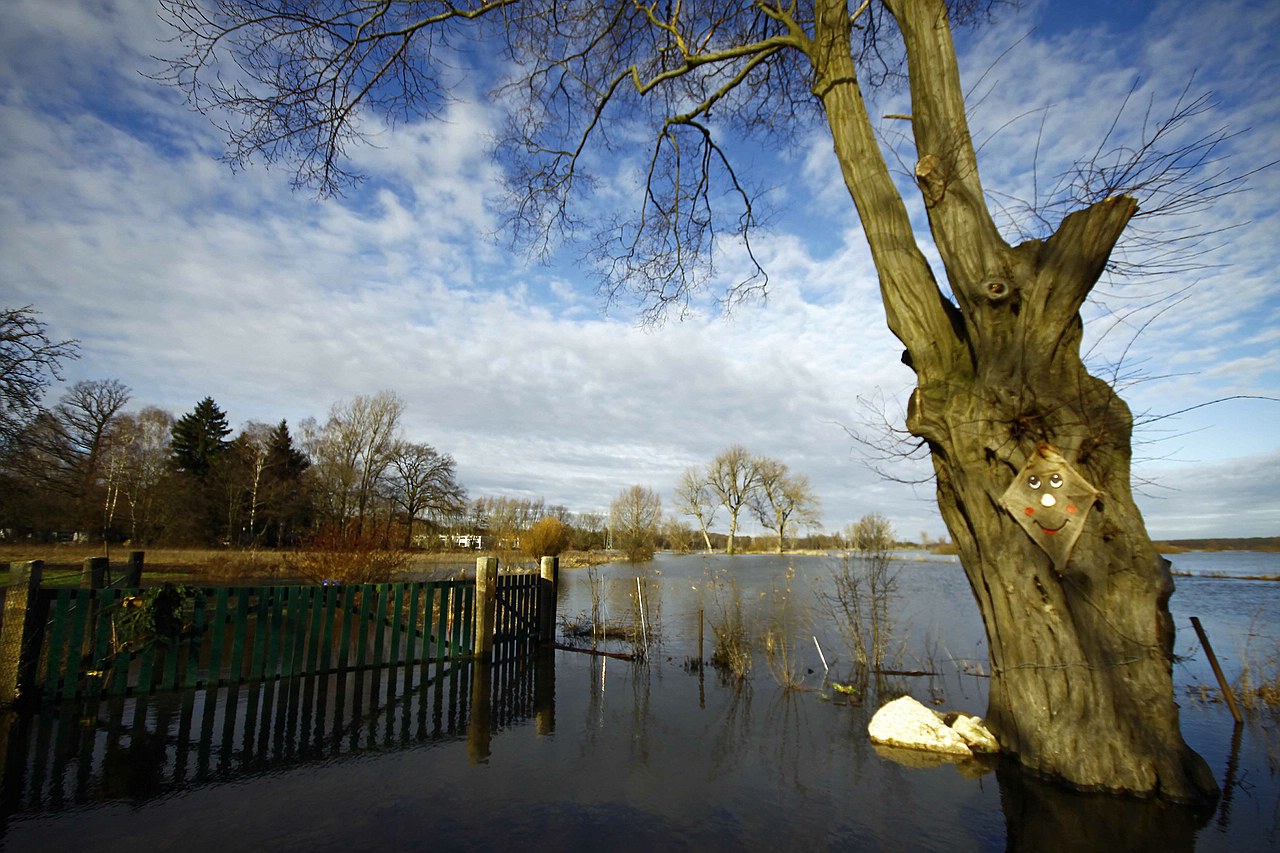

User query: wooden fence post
[538,556,559,644]
[0,561,44,707]
[82,556,109,589]
[473,556,498,661]
[126,551,144,587]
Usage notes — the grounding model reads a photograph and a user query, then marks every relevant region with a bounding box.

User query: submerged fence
[0,554,558,707]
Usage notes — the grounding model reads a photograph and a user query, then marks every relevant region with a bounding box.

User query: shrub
[523,517,571,560]
[285,522,410,584]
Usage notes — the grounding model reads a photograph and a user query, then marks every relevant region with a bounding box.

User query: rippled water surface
[2,552,1276,852]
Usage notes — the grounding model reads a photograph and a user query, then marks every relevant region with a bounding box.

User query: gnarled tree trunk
[813,0,1218,803]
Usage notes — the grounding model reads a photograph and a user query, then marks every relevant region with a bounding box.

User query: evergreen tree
[264,419,308,481]
[261,419,312,545]
[169,397,231,477]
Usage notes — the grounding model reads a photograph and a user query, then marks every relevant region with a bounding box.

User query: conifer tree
[169,397,231,477]
[261,419,311,545]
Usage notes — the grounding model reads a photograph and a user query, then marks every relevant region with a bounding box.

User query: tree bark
[813,0,1218,803]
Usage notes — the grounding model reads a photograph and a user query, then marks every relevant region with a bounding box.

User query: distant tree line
[3,307,911,557]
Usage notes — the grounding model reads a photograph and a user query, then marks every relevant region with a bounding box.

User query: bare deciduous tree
[674,465,719,552]
[18,379,132,537]
[751,458,821,553]
[305,391,405,535]
[0,306,79,448]
[157,0,1224,802]
[386,440,467,547]
[113,406,176,543]
[825,512,900,675]
[610,484,662,562]
[705,445,762,556]
[473,495,546,550]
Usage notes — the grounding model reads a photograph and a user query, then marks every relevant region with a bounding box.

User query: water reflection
[0,653,553,821]
[998,765,1207,853]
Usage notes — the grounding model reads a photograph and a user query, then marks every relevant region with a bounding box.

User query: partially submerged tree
[751,458,821,553]
[674,465,719,552]
[610,484,662,562]
[704,445,763,556]
[826,512,900,674]
[157,0,1223,802]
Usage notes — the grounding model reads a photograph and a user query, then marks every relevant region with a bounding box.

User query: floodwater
[1,552,1276,852]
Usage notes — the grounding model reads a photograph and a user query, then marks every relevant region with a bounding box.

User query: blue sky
[1,0,1277,540]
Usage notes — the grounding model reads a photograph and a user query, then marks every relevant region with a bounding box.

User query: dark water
[1,553,1276,852]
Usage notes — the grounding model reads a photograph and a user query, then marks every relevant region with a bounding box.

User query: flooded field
[1,552,1276,851]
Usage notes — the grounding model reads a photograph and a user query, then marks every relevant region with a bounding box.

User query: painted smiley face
[999,445,1100,569]
[1020,472,1080,534]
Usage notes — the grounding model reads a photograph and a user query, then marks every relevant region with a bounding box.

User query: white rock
[950,713,999,753]
[868,696,972,756]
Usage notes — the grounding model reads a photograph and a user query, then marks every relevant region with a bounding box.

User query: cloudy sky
[1,0,1277,541]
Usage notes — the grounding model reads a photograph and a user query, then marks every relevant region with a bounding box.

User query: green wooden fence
[30,580,473,702]
[0,555,557,706]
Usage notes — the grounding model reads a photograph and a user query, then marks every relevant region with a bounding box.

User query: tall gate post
[0,561,44,707]
[82,556,109,589]
[126,551,145,587]
[538,556,559,644]
[473,556,499,661]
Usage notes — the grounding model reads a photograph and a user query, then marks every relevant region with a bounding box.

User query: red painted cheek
[1066,504,1078,513]
[1024,507,1035,516]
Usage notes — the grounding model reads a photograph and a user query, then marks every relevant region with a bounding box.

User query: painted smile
[1032,518,1067,535]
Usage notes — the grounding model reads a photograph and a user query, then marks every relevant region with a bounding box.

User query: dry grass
[1234,617,1280,716]
[1,544,619,588]
[0,544,264,577]
[707,569,752,680]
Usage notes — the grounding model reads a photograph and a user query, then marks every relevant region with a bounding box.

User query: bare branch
[0,306,81,448]
[154,0,518,195]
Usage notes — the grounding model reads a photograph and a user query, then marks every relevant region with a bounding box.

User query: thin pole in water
[1191,616,1243,725]
[813,636,829,674]
[636,577,648,651]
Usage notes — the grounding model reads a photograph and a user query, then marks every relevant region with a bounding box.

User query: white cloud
[1,0,1276,542]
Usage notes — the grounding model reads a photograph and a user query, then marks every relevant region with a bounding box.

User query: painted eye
[1049,473,1063,489]
[1027,475,1041,490]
